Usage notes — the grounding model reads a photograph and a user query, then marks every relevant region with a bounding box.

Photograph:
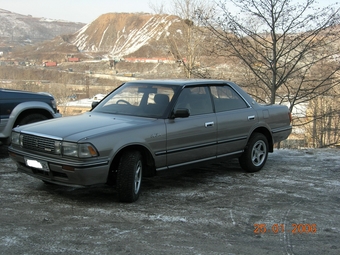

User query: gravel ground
[0,146,339,255]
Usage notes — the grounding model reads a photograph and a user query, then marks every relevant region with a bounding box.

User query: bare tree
[305,93,340,147]
[197,0,340,110]
[149,1,166,14]
[170,0,216,78]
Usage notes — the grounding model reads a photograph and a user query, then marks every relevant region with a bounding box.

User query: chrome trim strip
[216,150,244,158]
[167,156,217,169]
[9,147,109,168]
[155,150,167,156]
[166,141,217,154]
[227,84,252,108]
[217,136,247,144]
[156,166,168,171]
[271,126,292,134]
[155,137,246,156]
[156,150,244,170]
[21,131,63,141]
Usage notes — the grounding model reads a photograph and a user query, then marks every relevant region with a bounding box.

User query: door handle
[248,115,255,120]
[205,121,214,127]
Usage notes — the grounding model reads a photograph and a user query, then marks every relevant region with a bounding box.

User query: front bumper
[54,112,62,118]
[8,147,110,187]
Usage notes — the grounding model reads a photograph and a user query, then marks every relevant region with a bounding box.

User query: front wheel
[116,150,143,203]
[239,133,268,172]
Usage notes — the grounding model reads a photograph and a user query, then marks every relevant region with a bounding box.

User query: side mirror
[91,101,100,109]
[171,108,190,118]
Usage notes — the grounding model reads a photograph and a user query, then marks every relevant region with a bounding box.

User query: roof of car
[126,79,230,86]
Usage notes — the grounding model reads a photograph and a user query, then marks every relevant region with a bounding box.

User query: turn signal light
[62,165,75,171]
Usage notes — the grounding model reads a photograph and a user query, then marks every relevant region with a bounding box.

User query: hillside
[70,13,181,58]
[5,12,193,62]
[0,8,85,46]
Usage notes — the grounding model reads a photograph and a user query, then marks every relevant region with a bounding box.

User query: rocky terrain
[0,8,84,46]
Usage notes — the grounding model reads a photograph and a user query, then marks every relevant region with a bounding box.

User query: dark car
[0,88,61,144]
[9,80,291,202]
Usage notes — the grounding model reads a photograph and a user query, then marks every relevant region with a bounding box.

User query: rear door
[165,86,217,168]
[210,85,257,156]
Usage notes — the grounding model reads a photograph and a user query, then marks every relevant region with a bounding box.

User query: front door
[166,86,217,168]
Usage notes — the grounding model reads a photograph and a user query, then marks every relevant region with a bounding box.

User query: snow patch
[72,14,180,57]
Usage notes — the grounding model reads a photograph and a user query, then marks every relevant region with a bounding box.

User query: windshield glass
[92,83,178,118]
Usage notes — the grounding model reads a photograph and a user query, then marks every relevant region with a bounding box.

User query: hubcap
[251,140,267,166]
[134,160,142,194]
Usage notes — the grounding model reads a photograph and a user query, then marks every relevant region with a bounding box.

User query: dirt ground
[0,145,339,255]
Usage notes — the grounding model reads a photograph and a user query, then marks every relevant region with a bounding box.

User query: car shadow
[0,145,9,158]
[34,158,249,204]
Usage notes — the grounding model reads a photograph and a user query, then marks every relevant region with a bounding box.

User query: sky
[1,0,339,24]
[0,0,162,23]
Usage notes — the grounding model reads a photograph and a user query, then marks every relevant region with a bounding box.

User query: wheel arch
[1,103,56,141]
[14,108,53,126]
[107,144,156,184]
[250,127,273,152]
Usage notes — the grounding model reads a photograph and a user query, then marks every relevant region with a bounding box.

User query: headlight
[11,132,22,146]
[62,142,98,158]
[62,142,78,157]
[51,99,57,110]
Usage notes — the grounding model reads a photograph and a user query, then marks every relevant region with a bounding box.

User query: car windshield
[92,83,178,118]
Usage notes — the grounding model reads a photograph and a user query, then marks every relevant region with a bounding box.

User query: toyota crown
[9,80,292,202]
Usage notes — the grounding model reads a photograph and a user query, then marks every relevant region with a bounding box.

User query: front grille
[22,134,56,154]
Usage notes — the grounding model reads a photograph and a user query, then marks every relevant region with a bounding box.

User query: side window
[175,86,213,115]
[210,86,248,112]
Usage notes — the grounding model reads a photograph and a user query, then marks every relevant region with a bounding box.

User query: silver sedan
[9,79,292,202]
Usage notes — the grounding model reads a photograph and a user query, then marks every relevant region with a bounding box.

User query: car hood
[16,112,158,142]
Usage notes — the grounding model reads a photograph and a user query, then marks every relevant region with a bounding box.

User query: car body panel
[165,113,217,167]
[9,149,110,186]
[15,113,169,168]
[216,107,258,155]
[19,113,160,142]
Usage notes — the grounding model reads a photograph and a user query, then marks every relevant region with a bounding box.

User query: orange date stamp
[254,223,317,234]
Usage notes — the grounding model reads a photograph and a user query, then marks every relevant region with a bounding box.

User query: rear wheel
[239,133,268,172]
[116,150,143,203]
[18,113,48,126]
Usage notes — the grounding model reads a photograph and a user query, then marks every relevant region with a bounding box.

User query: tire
[18,113,48,126]
[239,133,268,173]
[116,150,143,203]
[1,137,11,146]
